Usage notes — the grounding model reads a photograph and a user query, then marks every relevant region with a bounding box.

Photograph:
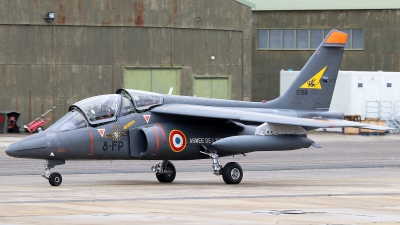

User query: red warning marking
[90,131,94,148]
[156,123,167,143]
[153,127,159,149]
[97,129,105,137]
[156,123,166,137]
[88,131,95,156]
[143,115,151,123]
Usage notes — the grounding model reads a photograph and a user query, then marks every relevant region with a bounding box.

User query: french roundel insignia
[169,129,187,152]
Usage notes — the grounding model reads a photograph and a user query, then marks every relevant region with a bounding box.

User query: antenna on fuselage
[168,87,173,95]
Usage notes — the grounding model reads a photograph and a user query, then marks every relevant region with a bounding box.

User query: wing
[151,104,392,130]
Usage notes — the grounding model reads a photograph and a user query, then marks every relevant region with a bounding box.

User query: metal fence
[366,101,400,132]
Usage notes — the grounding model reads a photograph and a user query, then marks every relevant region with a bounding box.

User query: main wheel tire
[156,161,176,183]
[49,172,62,186]
[222,162,243,184]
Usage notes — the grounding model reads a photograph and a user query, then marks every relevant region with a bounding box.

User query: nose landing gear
[49,172,62,186]
[43,160,65,186]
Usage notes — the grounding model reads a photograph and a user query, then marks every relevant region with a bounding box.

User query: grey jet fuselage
[8,93,342,161]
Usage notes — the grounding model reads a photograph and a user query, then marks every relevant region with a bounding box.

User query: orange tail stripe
[325,31,348,44]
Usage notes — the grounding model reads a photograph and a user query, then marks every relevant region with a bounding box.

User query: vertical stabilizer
[267,30,347,111]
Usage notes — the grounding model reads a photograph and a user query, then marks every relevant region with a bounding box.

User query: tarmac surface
[0,132,399,224]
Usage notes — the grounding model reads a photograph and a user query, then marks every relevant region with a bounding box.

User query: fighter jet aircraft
[5,30,391,186]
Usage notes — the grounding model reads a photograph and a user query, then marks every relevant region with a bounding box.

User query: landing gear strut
[200,150,223,175]
[42,160,65,186]
[152,160,176,183]
[201,147,243,184]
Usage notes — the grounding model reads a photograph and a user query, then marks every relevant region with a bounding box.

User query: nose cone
[5,132,49,158]
[5,142,22,157]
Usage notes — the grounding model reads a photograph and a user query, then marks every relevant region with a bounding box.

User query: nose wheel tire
[156,161,176,183]
[36,126,43,133]
[222,162,243,184]
[49,172,62,186]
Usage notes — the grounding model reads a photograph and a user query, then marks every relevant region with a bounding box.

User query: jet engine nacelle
[212,135,315,153]
[129,123,203,160]
[129,125,168,159]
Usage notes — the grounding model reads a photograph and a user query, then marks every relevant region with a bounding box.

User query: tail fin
[267,30,347,111]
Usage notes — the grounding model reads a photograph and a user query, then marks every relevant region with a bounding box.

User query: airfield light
[44,12,55,22]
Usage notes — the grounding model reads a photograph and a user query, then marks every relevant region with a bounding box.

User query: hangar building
[2,0,400,131]
[0,0,253,128]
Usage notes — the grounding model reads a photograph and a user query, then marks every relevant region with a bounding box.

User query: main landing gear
[43,160,65,186]
[151,160,176,183]
[150,152,243,184]
[200,148,243,185]
[150,154,243,185]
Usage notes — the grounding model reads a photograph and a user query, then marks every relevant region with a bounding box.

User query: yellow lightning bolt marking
[299,66,327,89]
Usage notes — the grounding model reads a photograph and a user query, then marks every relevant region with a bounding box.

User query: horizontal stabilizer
[311,142,321,148]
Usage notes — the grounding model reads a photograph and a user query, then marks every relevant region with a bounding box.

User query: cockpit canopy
[48,89,164,132]
[71,94,120,125]
[117,89,163,112]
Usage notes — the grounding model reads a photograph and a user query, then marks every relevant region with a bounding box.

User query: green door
[193,77,230,99]
[124,68,180,95]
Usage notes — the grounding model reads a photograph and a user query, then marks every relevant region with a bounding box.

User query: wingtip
[363,125,395,131]
[311,142,321,148]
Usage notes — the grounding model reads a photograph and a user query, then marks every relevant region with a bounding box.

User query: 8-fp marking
[103,141,123,151]
[169,130,186,152]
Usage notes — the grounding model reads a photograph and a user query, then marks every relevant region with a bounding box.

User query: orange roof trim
[325,30,348,44]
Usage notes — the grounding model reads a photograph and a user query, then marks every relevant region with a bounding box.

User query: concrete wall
[252,10,400,102]
[0,0,252,127]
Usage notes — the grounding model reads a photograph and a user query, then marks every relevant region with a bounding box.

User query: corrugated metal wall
[252,10,400,102]
[0,0,252,129]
